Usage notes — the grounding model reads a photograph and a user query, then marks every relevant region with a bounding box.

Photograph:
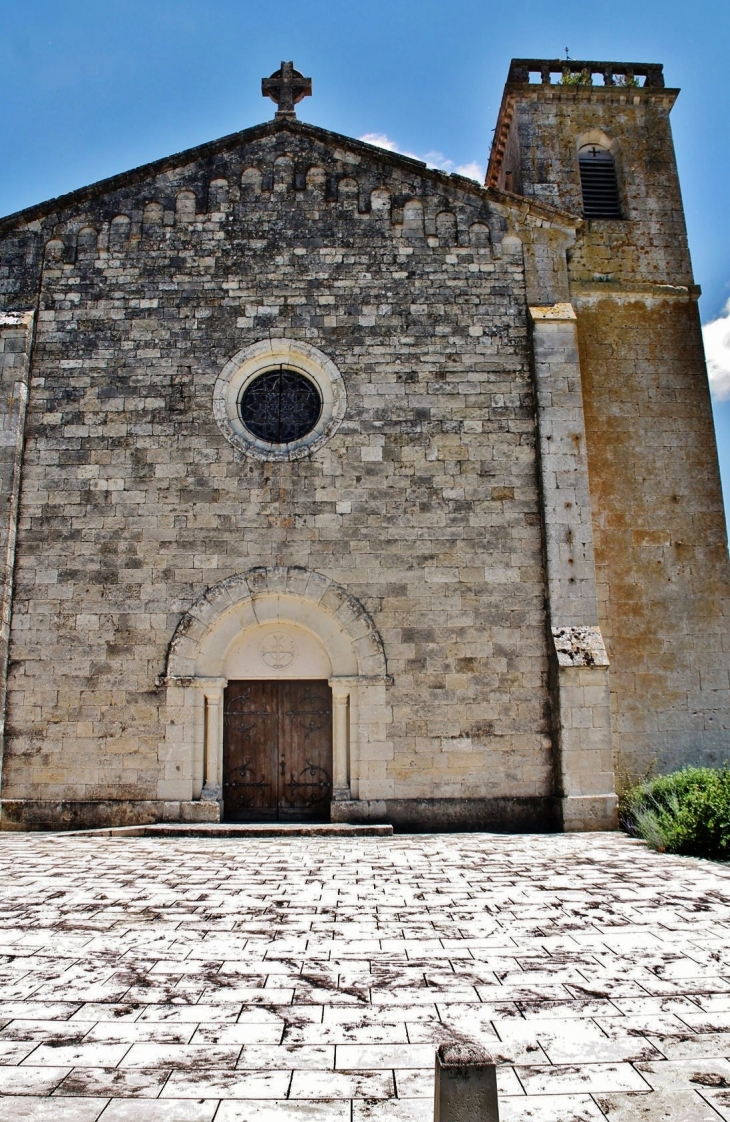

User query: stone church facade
[0,58,727,832]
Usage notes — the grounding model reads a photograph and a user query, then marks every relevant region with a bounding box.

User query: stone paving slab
[62,825,394,839]
[0,832,729,1120]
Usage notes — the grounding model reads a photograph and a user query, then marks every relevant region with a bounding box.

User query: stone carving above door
[222,621,330,680]
[260,632,297,670]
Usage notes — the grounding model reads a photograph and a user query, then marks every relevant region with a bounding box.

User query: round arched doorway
[163,567,389,822]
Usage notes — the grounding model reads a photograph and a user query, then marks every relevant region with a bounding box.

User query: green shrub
[619,767,730,860]
[561,68,593,86]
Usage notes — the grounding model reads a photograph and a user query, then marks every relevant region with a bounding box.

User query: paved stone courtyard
[0,832,729,1120]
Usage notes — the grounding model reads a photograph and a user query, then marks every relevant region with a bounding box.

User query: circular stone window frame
[213,338,347,461]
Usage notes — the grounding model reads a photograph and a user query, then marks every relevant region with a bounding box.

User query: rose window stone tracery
[239,367,322,445]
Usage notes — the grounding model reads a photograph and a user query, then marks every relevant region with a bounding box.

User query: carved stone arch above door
[165,565,386,681]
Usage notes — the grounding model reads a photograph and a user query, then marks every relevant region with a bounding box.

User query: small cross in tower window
[262,61,312,119]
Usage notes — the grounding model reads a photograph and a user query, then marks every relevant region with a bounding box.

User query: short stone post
[434,1043,499,1121]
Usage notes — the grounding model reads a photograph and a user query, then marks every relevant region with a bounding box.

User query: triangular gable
[0,117,580,236]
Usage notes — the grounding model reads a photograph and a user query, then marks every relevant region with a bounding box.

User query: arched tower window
[578,144,622,219]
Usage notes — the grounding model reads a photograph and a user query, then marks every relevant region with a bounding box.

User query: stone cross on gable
[262,61,312,119]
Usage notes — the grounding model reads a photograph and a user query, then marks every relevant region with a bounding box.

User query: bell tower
[490,60,730,789]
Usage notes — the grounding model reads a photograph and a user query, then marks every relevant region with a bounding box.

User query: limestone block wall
[0,123,554,826]
[0,313,34,769]
[577,296,730,776]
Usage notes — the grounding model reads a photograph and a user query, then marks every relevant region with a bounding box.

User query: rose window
[239,367,322,445]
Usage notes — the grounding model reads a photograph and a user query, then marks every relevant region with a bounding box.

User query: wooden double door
[222,680,333,822]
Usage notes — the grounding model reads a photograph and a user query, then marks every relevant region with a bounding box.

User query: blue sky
[3,0,730,526]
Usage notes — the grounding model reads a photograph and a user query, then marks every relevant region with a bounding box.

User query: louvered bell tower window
[578,144,622,219]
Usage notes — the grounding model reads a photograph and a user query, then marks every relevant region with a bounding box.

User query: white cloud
[359,132,406,154]
[703,300,730,401]
[359,133,484,184]
[450,160,485,182]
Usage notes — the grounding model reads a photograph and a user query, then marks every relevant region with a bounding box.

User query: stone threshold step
[56,822,394,838]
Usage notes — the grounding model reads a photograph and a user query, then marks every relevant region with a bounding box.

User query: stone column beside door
[200,678,226,805]
[330,677,353,802]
